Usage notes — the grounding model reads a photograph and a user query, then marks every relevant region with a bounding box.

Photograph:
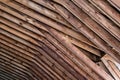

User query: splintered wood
[0,0,120,80]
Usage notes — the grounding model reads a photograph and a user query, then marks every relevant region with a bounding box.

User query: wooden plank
[15,0,71,27]
[44,0,120,63]
[0,27,80,77]
[108,0,120,11]
[0,16,101,56]
[0,37,72,80]
[102,54,120,80]
[72,0,120,42]
[44,33,96,80]
[0,47,53,80]
[46,27,113,80]
[89,0,120,27]
[0,0,96,48]
[0,41,60,80]
[0,52,35,80]
[53,0,120,55]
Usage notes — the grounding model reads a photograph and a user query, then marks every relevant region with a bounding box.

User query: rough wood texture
[102,54,120,80]
[0,0,120,80]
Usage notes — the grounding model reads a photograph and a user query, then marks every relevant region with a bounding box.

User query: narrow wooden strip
[0,57,28,80]
[0,41,59,80]
[44,1,120,63]
[0,52,35,80]
[73,0,120,41]
[89,0,120,27]
[0,47,51,80]
[102,54,120,80]
[53,0,120,55]
[44,33,96,80]
[15,0,71,27]
[46,27,113,80]
[107,0,120,11]
[0,26,76,79]
[0,16,100,56]
[0,35,76,78]
[0,0,95,48]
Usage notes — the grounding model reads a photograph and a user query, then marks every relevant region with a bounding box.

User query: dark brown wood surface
[0,0,120,80]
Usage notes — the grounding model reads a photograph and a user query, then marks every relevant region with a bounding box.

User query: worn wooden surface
[0,0,120,80]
